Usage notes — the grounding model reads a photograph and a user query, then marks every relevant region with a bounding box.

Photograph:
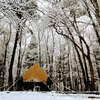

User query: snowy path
[0,91,99,100]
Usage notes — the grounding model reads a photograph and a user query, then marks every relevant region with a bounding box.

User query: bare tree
[0,0,38,90]
[44,0,95,90]
[83,0,100,44]
[0,15,12,90]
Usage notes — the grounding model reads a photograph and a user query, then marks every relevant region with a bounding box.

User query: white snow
[0,91,100,100]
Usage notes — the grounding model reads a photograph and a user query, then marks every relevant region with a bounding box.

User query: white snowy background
[0,92,100,100]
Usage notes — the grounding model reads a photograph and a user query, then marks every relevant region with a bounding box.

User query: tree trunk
[83,0,100,44]
[2,23,12,91]
[88,56,95,91]
[66,25,88,90]
[38,32,42,67]
[15,27,22,91]
[8,25,19,91]
[53,17,95,91]
[74,45,88,90]
[81,36,95,91]
[1,46,7,91]
[90,0,100,25]
[79,37,90,90]
[73,48,82,91]
[68,42,73,90]
[17,27,22,79]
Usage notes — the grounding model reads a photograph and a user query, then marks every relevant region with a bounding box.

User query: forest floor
[0,91,100,100]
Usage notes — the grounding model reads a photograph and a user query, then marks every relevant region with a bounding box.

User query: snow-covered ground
[0,91,100,100]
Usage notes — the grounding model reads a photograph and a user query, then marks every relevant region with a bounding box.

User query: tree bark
[8,25,19,91]
[38,31,42,67]
[73,47,82,91]
[83,0,100,44]
[79,37,90,90]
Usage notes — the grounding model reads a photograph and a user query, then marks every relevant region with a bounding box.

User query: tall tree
[83,0,100,44]
[0,0,38,90]
[42,0,95,90]
[0,16,12,90]
[24,29,38,68]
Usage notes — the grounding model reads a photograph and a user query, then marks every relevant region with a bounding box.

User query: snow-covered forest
[0,0,100,92]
